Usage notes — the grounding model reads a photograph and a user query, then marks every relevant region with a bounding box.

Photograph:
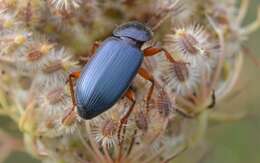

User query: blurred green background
[204,0,260,162]
[1,0,260,163]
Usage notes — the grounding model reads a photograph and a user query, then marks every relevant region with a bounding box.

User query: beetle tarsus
[118,89,136,142]
[118,118,128,143]
[118,102,136,142]
[62,106,77,125]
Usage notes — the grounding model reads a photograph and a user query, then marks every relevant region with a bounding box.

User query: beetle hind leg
[138,67,155,108]
[62,71,80,125]
[118,89,136,142]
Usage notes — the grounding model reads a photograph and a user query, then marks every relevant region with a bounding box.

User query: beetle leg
[138,67,155,107]
[91,41,100,54]
[79,41,100,63]
[118,89,136,142]
[62,71,81,125]
[143,46,176,63]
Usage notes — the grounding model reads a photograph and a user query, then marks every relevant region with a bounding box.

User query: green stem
[189,111,209,147]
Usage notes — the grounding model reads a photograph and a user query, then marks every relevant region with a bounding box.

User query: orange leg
[91,41,100,54]
[79,41,101,63]
[62,71,80,125]
[142,47,177,106]
[143,46,176,63]
[118,88,136,142]
[138,67,155,107]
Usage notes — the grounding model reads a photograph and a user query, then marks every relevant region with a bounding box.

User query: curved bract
[76,37,143,119]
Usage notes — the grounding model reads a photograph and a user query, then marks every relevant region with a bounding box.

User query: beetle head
[113,21,153,42]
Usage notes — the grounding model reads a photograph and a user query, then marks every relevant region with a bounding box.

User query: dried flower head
[16,38,54,72]
[49,0,82,11]
[0,30,32,57]
[91,116,118,148]
[0,0,259,163]
[34,47,77,87]
[0,9,18,29]
[165,25,218,65]
[156,60,201,96]
[38,85,70,116]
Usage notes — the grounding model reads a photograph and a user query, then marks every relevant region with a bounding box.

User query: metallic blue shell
[113,21,153,42]
[76,37,143,119]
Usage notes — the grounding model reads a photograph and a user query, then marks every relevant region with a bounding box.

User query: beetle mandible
[62,21,176,132]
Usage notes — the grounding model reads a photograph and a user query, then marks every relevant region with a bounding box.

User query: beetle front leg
[118,88,136,142]
[79,41,101,63]
[138,67,155,107]
[91,41,100,54]
[143,46,176,63]
[62,71,81,125]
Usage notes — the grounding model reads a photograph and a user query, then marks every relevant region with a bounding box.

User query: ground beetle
[63,21,176,132]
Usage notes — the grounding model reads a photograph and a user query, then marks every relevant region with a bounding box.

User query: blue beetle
[63,21,176,126]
